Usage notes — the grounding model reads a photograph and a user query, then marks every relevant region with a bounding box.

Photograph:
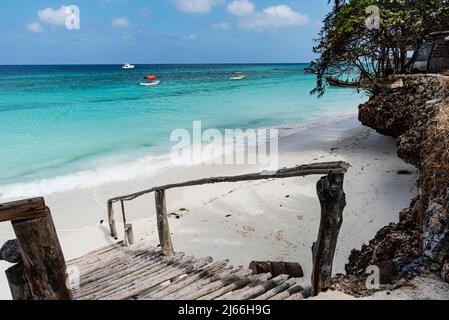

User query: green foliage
[309,0,449,96]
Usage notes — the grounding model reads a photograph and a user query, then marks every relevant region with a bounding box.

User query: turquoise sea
[0,64,366,198]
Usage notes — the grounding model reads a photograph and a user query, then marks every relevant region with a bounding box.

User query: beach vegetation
[308,0,449,96]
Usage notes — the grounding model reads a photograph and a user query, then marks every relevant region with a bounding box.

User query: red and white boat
[140,75,160,87]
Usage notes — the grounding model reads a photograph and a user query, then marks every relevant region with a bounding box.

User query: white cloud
[226,0,255,17]
[27,22,44,33]
[112,17,130,28]
[174,0,224,13]
[27,5,80,33]
[38,6,70,26]
[181,34,199,41]
[239,5,309,30]
[210,22,230,31]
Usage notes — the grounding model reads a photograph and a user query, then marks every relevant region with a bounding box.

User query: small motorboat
[140,75,160,87]
[122,63,135,70]
[140,80,160,87]
[230,72,246,80]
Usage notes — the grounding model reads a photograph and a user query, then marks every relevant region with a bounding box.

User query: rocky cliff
[335,74,449,296]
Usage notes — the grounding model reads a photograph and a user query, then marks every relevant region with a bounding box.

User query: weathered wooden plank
[76,250,164,290]
[69,242,153,274]
[76,254,186,299]
[78,253,190,298]
[214,273,272,300]
[103,257,212,300]
[252,278,297,300]
[74,243,156,273]
[67,243,124,266]
[285,286,312,300]
[311,173,346,296]
[162,268,251,300]
[221,274,288,300]
[155,190,175,256]
[268,284,304,300]
[143,261,230,300]
[12,207,72,300]
[78,248,161,278]
[0,198,46,222]
[77,251,165,289]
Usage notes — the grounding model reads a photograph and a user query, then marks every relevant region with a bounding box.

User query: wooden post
[0,239,32,300]
[11,205,73,300]
[107,200,118,240]
[155,190,174,256]
[125,223,134,246]
[5,263,33,300]
[311,173,346,296]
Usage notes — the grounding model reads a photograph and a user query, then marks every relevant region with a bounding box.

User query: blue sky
[0,1,331,64]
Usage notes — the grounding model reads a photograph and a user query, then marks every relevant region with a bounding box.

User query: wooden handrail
[107,161,350,241]
[107,162,350,204]
[0,197,46,222]
[106,161,350,296]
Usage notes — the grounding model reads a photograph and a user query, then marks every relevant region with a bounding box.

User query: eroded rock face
[341,74,449,294]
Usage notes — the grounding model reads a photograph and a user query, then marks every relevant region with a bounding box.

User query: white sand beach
[0,112,417,300]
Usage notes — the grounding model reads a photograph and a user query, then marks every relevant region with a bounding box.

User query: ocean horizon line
[0,62,310,67]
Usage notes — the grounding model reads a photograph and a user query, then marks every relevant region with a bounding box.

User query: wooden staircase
[69,242,311,300]
[1,162,348,300]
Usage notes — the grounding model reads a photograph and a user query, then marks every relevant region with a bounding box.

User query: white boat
[140,80,160,87]
[140,75,160,87]
[122,63,135,69]
[230,72,246,80]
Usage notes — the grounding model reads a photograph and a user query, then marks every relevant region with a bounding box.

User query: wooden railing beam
[0,197,46,222]
[108,162,350,204]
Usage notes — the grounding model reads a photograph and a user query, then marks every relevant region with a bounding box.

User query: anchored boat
[140,75,160,87]
[230,72,246,80]
[122,63,135,70]
[326,76,360,88]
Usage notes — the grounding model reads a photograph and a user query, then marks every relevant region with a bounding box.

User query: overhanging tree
[308,0,449,96]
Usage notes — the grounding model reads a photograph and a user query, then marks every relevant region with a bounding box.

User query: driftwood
[249,261,304,278]
[311,173,346,296]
